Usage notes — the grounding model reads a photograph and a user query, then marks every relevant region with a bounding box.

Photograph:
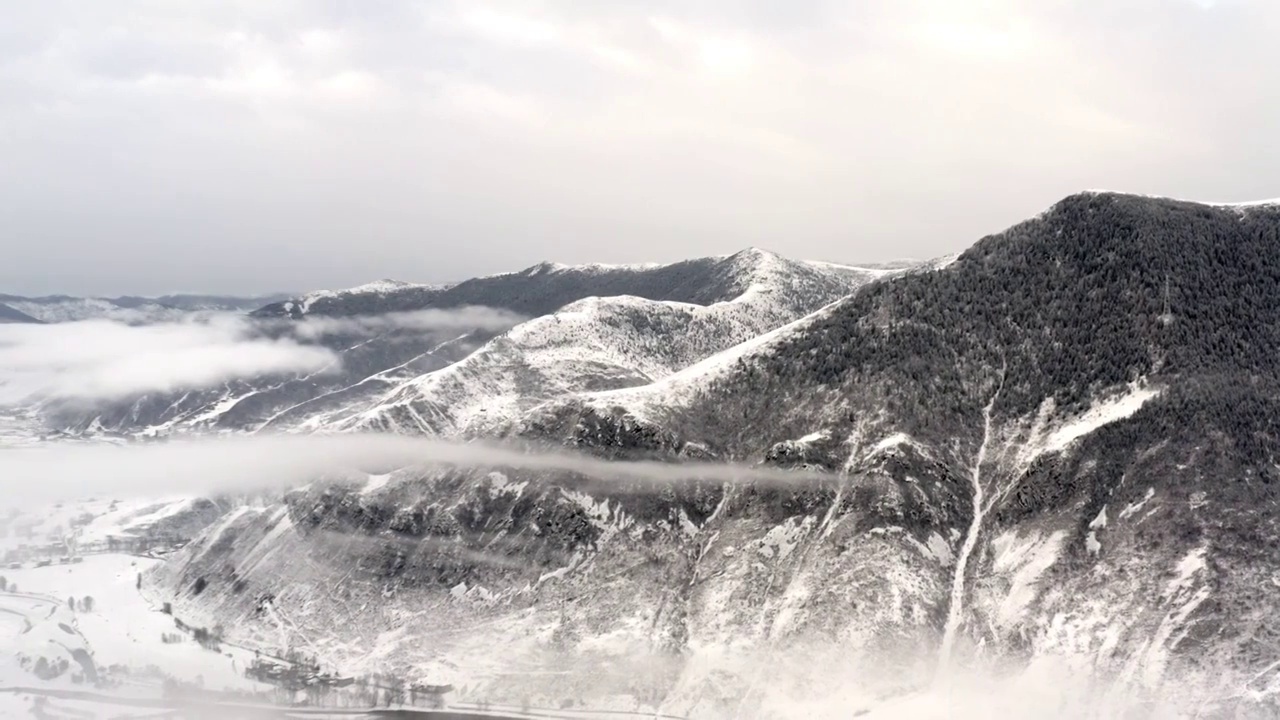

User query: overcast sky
[2,0,1277,296]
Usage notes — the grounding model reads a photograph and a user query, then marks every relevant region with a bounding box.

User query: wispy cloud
[285,306,525,340]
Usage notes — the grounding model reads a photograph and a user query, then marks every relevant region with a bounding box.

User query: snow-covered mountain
[39,249,895,438]
[263,250,896,435]
[130,193,1280,718]
[253,248,883,321]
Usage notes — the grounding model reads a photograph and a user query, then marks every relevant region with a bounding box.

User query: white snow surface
[1011,383,1160,476]
[1042,385,1159,457]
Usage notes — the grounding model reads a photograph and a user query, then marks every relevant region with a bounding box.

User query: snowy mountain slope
[145,457,961,716]
[521,299,842,431]
[282,250,893,436]
[143,192,1280,718]
[0,303,41,324]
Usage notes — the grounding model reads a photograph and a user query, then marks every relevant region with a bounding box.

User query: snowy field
[0,550,266,691]
[0,554,271,714]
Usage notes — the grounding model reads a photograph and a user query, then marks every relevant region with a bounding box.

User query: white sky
[2,0,1277,295]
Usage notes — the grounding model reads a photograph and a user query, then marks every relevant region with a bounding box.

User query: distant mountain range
[10,192,1280,717]
[35,248,898,438]
[0,292,293,324]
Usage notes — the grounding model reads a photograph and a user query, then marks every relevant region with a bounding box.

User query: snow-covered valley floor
[0,548,264,691]
[0,554,274,716]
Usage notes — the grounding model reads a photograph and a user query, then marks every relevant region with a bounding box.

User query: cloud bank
[0,433,823,504]
[0,315,337,404]
[0,306,529,405]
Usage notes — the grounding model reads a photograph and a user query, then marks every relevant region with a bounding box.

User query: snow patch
[925,532,954,567]
[797,430,828,444]
[988,529,1068,630]
[1082,189,1280,209]
[755,517,812,561]
[1088,506,1108,531]
[1013,384,1160,475]
[360,472,392,495]
[870,432,912,456]
[1042,385,1158,456]
[1163,546,1208,600]
[1119,488,1156,521]
[297,279,432,314]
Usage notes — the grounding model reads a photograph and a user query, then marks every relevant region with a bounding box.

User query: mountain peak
[726,246,781,262]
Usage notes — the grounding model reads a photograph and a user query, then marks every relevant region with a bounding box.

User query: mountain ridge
[0,292,292,323]
[252,248,895,320]
[35,247,894,440]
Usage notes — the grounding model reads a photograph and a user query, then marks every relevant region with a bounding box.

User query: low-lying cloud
[0,315,337,405]
[0,433,823,504]
[287,306,526,340]
[0,306,527,406]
